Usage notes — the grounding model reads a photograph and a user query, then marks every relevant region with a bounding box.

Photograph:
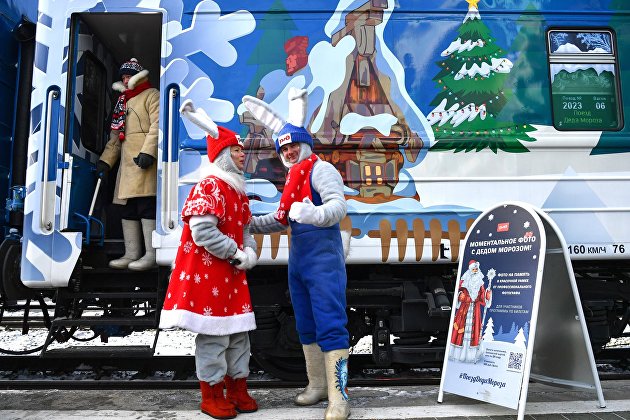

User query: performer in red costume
[160,101,258,419]
[449,260,492,363]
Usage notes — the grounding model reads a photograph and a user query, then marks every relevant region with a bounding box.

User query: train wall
[19,0,630,288]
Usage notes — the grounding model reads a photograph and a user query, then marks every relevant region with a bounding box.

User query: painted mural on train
[19,0,630,287]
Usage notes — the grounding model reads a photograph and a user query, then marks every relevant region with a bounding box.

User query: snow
[0,307,373,356]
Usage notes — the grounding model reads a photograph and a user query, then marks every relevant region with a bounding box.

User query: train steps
[39,265,165,359]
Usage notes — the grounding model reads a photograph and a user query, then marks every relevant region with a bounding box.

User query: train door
[21,4,164,288]
[60,12,162,252]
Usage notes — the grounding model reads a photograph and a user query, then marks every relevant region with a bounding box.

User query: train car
[0,0,38,303]
[0,0,628,379]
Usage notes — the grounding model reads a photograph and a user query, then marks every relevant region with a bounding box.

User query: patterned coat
[159,176,256,335]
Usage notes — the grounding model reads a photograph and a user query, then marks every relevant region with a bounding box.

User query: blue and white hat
[119,58,144,76]
[275,123,313,153]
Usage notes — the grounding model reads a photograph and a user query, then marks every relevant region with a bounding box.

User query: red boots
[224,376,258,413]
[199,380,237,419]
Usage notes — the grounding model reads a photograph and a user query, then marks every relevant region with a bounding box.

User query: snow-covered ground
[0,302,626,357]
[0,324,374,356]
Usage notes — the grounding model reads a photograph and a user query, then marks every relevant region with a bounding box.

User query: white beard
[202,163,246,195]
[461,269,485,296]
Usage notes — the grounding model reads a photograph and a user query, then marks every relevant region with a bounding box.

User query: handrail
[164,87,178,231]
[40,89,58,232]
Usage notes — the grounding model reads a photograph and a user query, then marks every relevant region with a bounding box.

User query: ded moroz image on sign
[438,202,605,419]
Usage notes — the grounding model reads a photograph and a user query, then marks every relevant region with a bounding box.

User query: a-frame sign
[438,202,605,419]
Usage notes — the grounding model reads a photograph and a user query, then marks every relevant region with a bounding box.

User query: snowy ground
[0,323,374,356]
[0,302,627,357]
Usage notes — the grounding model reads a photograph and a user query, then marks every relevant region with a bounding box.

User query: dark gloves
[133,153,155,169]
[96,161,110,179]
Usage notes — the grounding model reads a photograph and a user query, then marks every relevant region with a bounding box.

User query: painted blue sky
[176,0,619,131]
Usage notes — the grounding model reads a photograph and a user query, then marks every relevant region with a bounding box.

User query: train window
[547,29,623,131]
[80,51,107,153]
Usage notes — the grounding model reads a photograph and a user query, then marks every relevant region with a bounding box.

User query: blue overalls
[288,179,349,352]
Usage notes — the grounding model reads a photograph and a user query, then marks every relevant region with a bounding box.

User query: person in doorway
[97,58,159,271]
[449,259,492,363]
[160,101,258,420]
[242,88,350,420]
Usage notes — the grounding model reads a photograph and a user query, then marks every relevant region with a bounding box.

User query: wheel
[251,350,306,381]
[1,239,38,301]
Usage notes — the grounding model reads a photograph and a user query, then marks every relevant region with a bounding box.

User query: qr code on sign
[508,351,524,371]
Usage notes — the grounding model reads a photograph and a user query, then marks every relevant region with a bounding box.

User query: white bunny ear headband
[180,99,219,138]
[241,86,307,133]
[242,87,314,155]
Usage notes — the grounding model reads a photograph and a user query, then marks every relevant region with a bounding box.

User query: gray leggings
[195,332,251,385]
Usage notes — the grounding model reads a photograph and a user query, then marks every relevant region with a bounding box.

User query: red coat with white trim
[160,176,256,336]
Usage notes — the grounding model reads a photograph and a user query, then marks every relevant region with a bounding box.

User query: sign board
[438,202,605,419]
[548,29,622,131]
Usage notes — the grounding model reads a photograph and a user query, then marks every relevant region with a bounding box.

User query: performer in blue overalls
[243,88,350,420]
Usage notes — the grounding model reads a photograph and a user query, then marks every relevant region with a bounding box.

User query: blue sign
[441,203,545,409]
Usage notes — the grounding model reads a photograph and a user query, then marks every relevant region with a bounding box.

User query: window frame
[546,27,624,132]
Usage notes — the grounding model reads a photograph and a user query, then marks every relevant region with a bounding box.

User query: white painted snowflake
[202,252,213,266]
[190,301,194,307]
[184,240,193,253]
[224,307,228,313]
[242,303,252,313]
[242,279,248,285]
[212,287,219,297]
[203,306,212,316]
[194,273,201,284]
[179,271,186,281]
[167,292,171,299]
[225,277,229,283]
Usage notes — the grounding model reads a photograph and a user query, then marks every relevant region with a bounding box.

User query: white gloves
[289,197,324,225]
[232,247,258,271]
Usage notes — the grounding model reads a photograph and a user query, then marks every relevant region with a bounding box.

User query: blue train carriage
[0,1,38,302]
[1,0,628,374]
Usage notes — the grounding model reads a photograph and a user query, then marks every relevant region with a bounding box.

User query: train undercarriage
[1,238,629,380]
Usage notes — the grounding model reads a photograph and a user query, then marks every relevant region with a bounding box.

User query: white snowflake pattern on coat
[160,175,255,336]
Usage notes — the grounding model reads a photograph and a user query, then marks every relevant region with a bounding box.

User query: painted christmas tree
[427,0,535,153]
[498,3,550,124]
[245,0,297,96]
[482,316,495,342]
[514,327,527,348]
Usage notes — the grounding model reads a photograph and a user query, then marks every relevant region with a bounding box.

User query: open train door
[21,2,164,289]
